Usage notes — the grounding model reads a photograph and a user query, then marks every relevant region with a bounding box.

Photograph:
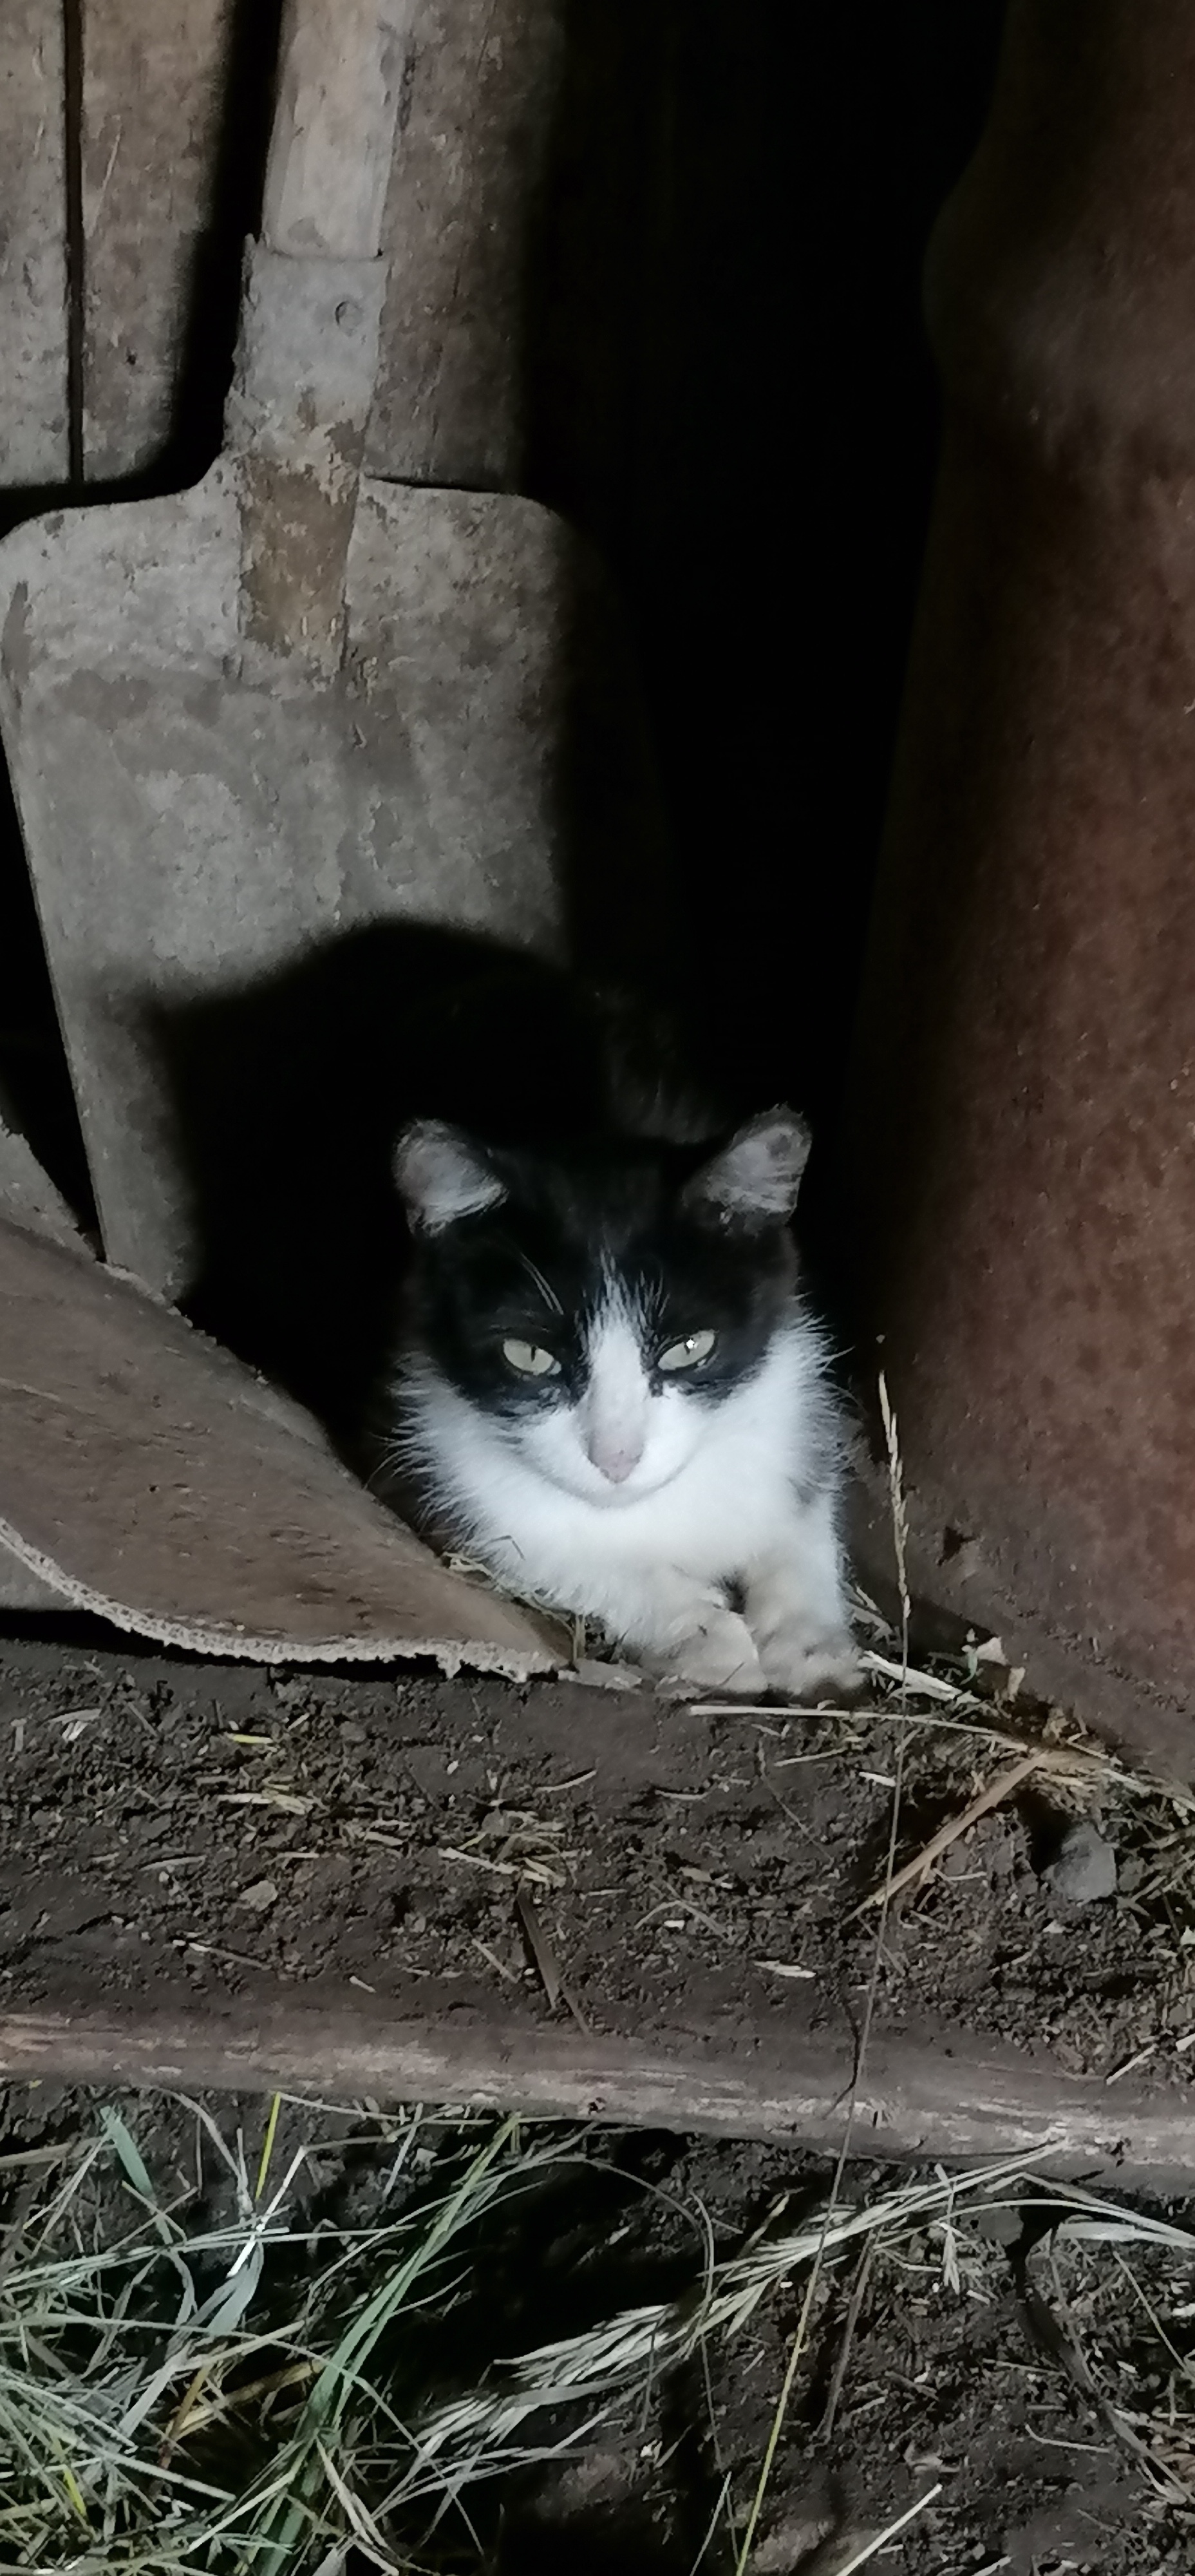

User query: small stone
[974,2200,1026,2247]
[238,1876,278,1913]
[1044,1820,1117,1906]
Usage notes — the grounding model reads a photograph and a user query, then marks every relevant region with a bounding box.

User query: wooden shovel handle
[262,0,408,261]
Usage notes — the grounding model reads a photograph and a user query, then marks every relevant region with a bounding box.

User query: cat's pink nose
[587,1434,642,1483]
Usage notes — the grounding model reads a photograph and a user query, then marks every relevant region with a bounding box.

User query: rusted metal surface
[840,0,1195,1745]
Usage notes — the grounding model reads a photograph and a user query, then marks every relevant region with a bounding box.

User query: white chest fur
[398,1324,838,1619]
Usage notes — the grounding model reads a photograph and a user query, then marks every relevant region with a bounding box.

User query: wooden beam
[1,2002,1190,2185]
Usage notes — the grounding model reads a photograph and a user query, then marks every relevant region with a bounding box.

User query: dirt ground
[1,1624,1193,2091]
[4,1623,1195,2567]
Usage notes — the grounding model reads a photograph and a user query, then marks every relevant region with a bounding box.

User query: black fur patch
[393,1137,802,1422]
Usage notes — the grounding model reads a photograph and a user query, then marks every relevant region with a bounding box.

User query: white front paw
[650,1609,767,1698]
[755,1622,862,1704]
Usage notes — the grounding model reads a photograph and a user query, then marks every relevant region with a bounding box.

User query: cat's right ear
[393,1121,507,1233]
[681,1109,811,1229]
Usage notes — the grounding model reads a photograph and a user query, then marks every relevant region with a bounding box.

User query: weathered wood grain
[0,0,68,485]
[80,0,234,478]
[1,2001,1190,2182]
[368,0,563,487]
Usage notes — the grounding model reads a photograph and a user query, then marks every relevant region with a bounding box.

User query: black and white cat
[375,979,859,1699]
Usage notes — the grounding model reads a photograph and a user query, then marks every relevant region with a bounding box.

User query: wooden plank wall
[80,0,235,482]
[0,0,565,495]
[0,0,258,491]
[0,1,69,486]
[369,0,563,488]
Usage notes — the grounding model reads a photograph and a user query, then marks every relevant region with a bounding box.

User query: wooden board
[5,2000,1194,2183]
[80,0,235,479]
[0,1212,554,1667]
[368,0,563,486]
[3,0,572,492]
[0,0,68,485]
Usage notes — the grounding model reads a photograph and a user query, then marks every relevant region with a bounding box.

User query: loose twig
[516,1886,588,2032]
[853,1748,1047,1915]
[819,2234,875,2438]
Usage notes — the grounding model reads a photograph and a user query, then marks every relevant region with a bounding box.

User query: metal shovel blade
[0,0,658,1301]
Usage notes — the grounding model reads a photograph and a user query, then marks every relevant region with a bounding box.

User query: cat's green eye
[502,1338,561,1378]
[657,1329,717,1372]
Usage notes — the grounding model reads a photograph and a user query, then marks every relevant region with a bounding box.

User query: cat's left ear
[681,1110,811,1229]
[394,1119,507,1233]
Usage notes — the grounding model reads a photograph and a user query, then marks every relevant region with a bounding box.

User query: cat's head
[391,1110,813,1506]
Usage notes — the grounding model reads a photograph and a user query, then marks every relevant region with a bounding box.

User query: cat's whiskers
[380,1016,856,1697]
[514,1245,563,1318]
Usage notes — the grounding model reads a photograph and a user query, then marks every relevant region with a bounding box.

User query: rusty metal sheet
[840,0,1195,1749]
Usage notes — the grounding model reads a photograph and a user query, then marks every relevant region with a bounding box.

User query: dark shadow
[657,2347,740,2571]
[0,759,95,1224]
[359,2141,744,2573]
[149,895,881,1470]
[549,531,679,996]
[519,0,1008,1145]
[495,2500,694,2572]
[171,2126,745,2566]
[150,925,722,1457]
[0,1611,153,1653]
[153,925,511,1451]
